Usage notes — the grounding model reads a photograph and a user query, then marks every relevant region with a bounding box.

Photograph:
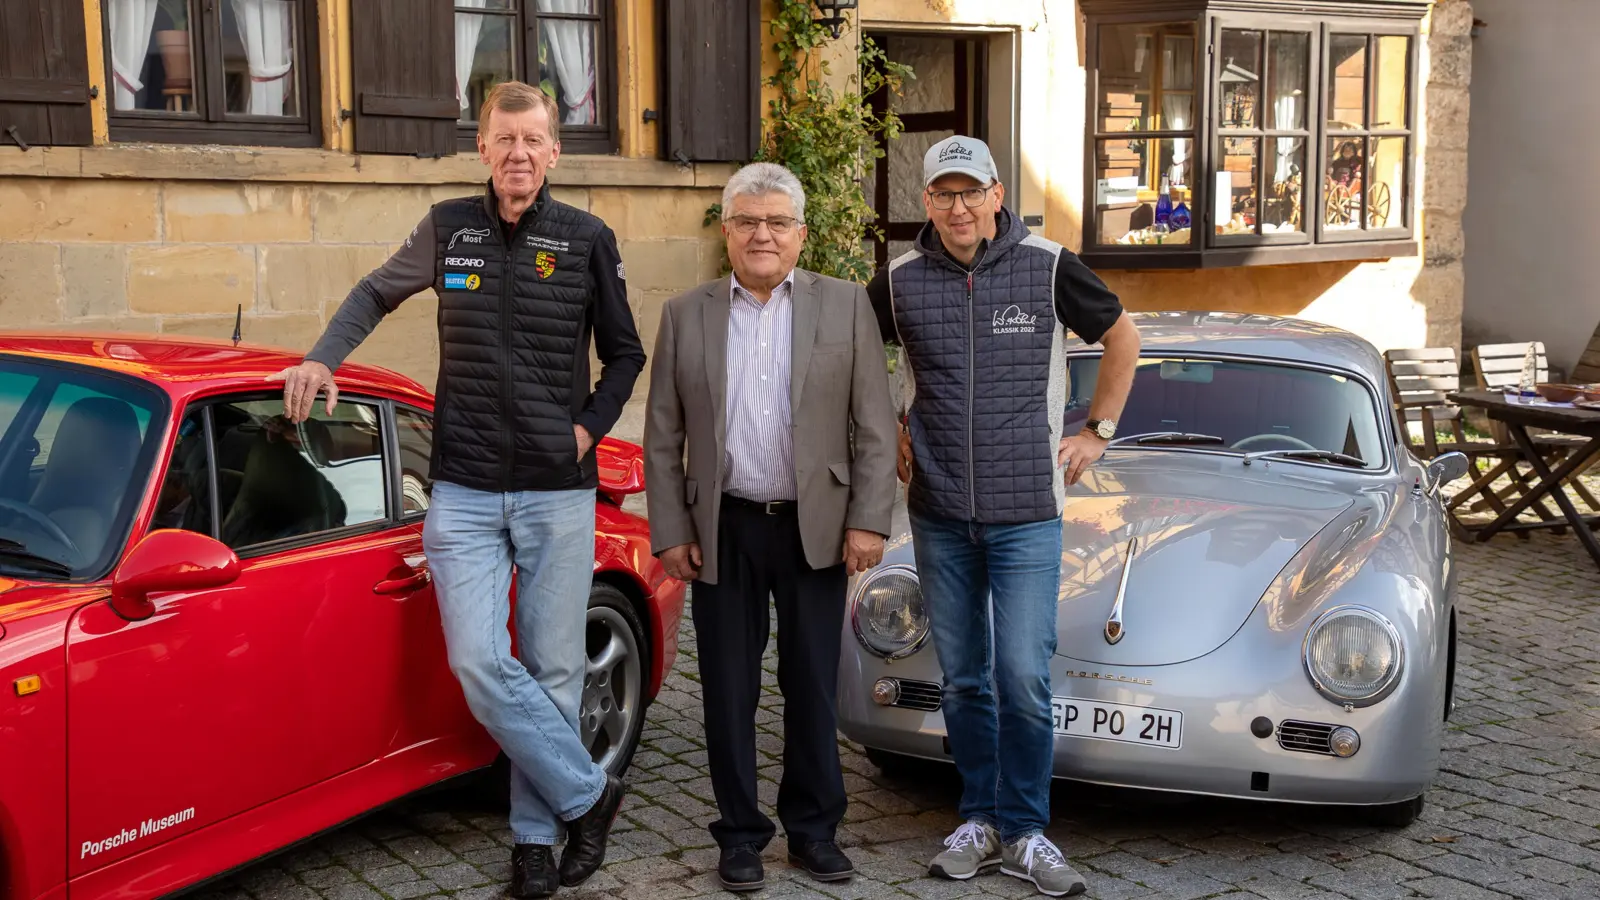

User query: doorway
[865,32,990,269]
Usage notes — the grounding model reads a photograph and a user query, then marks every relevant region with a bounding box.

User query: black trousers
[691,495,849,850]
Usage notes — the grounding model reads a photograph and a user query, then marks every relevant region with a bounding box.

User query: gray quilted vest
[887,209,1069,524]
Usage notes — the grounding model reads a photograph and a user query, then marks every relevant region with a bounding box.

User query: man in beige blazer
[644,162,897,892]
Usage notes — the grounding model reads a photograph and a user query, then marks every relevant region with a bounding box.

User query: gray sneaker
[1000,834,1087,897]
[928,821,1002,880]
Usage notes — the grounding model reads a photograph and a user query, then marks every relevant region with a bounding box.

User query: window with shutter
[660,0,758,163]
[352,0,459,156]
[0,1,94,148]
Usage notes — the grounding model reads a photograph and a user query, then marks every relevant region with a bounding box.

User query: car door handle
[374,568,430,594]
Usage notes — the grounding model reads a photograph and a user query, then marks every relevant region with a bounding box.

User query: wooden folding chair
[1470,341,1600,517]
[1572,320,1600,385]
[1384,348,1527,532]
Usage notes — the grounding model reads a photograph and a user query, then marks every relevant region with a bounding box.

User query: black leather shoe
[788,840,854,882]
[558,773,626,886]
[510,844,559,899]
[718,843,765,891]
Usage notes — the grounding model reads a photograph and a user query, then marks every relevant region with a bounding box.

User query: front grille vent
[893,679,942,712]
[1277,719,1336,755]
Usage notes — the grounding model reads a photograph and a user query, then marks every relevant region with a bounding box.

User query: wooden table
[1448,389,1600,568]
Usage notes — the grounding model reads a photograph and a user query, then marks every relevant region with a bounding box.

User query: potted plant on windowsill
[155,0,192,97]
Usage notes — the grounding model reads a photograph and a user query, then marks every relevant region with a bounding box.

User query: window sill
[0,143,739,189]
[1078,238,1418,271]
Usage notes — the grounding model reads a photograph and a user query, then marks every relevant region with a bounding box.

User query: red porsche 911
[0,332,684,900]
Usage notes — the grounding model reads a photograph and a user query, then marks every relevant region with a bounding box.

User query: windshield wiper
[0,538,73,576]
[1110,431,1225,447]
[1243,449,1368,468]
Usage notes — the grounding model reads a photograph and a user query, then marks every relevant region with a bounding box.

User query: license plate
[1051,696,1182,749]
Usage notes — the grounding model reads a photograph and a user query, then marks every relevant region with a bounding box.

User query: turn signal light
[1330,726,1361,758]
[15,675,41,697]
[871,678,900,706]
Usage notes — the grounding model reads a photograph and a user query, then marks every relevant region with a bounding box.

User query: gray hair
[721,162,806,223]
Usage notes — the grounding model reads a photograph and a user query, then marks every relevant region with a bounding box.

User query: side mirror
[110,529,240,621]
[1426,451,1470,490]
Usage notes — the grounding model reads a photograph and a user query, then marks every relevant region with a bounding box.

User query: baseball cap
[923,135,999,187]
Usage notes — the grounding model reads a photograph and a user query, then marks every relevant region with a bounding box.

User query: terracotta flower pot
[155,30,192,90]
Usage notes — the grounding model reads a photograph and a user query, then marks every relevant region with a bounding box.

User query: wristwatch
[1085,418,1117,440]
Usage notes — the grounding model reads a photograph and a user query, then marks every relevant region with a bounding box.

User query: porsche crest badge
[535,251,557,279]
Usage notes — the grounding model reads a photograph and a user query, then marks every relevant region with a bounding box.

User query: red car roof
[0,330,434,407]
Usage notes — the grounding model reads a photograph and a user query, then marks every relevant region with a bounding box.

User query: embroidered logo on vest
[444,273,481,290]
[448,227,492,250]
[991,305,1039,334]
[535,251,557,279]
[527,235,571,251]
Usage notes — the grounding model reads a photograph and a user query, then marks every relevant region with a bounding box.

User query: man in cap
[866,136,1141,897]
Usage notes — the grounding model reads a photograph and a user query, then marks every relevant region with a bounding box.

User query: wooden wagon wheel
[1366,180,1392,228]
[1325,181,1354,226]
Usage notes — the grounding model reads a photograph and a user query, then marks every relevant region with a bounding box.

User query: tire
[472,582,651,807]
[1362,794,1424,828]
[582,583,650,778]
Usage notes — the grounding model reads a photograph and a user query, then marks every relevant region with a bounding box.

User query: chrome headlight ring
[850,564,929,661]
[1302,605,1405,708]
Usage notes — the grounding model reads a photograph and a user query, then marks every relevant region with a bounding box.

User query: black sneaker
[788,840,854,882]
[510,844,559,899]
[718,843,765,891]
[558,773,626,886]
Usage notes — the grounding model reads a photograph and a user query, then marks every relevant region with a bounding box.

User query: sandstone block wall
[0,176,722,445]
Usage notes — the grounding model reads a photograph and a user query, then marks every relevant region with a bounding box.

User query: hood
[1055,455,1370,666]
[912,206,1029,270]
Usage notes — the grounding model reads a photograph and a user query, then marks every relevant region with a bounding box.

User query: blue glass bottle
[1155,176,1172,227]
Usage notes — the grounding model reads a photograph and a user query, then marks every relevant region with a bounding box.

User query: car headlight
[1303,606,1403,707]
[851,565,929,659]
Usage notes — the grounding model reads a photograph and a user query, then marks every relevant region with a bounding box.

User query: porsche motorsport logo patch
[535,251,557,279]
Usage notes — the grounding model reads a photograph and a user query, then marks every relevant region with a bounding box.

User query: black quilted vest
[888,209,1068,524]
[429,182,603,493]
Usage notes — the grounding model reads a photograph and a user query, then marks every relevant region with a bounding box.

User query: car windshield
[1065,355,1386,468]
[0,357,165,580]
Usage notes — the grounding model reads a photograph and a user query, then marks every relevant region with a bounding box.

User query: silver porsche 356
[837,312,1469,827]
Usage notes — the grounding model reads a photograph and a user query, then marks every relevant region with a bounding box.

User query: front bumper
[837,611,1445,807]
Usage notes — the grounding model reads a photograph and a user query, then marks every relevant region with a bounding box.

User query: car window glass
[395,407,433,516]
[1067,356,1385,465]
[0,361,162,578]
[152,409,214,538]
[211,399,386,550]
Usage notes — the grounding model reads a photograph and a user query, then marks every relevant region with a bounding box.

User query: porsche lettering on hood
[1055,459,1355,666]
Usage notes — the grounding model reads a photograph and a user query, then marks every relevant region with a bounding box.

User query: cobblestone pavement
[197,530,1600,900]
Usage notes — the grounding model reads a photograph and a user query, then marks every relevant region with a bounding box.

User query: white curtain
[1162,95,1189,187]
[455,0,487,112]
[108,0,161,110]
[537,0,596,124]
[231,0,295,115]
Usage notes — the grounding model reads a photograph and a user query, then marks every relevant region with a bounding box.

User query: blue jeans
[422,479,605,845]
[909,510,1062,845]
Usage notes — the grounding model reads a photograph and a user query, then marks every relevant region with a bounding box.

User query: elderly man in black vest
[866,136,1141,898]
[269,81,643,900]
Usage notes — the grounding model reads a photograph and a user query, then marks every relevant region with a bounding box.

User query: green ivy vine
[704,0,914,285]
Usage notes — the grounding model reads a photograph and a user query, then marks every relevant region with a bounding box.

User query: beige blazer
[643,268,897,585]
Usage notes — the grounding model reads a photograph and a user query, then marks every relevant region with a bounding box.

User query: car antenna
[231,303,242,346]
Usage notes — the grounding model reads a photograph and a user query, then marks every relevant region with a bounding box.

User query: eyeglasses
[725,215,801,235]
[927,186,992,210]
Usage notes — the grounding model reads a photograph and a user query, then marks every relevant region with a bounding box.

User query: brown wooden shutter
[0,1,93,147]
[661,0,759,162]
[351,0,457,156]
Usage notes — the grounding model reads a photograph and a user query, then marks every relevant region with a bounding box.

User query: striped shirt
[723,270,796,501]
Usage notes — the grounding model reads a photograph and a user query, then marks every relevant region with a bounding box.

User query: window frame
[1078,0,1425,270]
[172,390,403,560]
[452,0,618,156]
[389,402,435,525]
[101,0,322,148]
